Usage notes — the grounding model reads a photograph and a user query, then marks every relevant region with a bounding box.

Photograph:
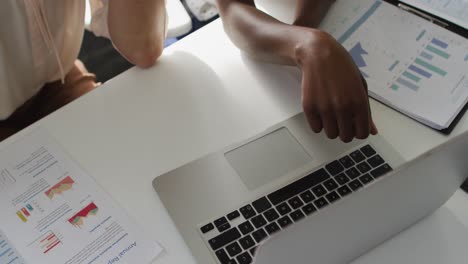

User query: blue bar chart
[391,38,450,91]
[0,231,24,264]
[338,1,382,43]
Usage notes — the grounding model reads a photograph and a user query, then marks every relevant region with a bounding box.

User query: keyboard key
[239,235,255,250]
[311,184,327,197]
[238,221,254,235]
[339,156,355,168]
[251,215,267,229]
[359,173,374,185]
[240,205,256,219]
[290,209,305,222]
[227,260,237,264]
[288,196,304,209]
[335,173,350,185]
[278,216,293,228]
[368,155,385,168]
[252,197,272,214]
[268,168,330,205]
[325,160,344,176]
[252,229,268,243]
[227,211,240,221]
[325,191,340,203]
[349,179,363,191]
[361,145,376,157]
[300,190,315,203]
[345,167,361,179]
[302,203,317,215]
[370,164,392,178]
[323,179,339,191]
[209,228,241,250]
[265,222,280,235]
[215,217,228,228]
[276,202,292,216]
[218,222,231,232]
[337,185,352,197]
[356,162,371,174]
[264,208,280,222]
[350,150,366,163]
[216,249,230,264]
[236,252,253,264]
[226,241,242,257]
[314,197,329,209]
[201,223,214,234]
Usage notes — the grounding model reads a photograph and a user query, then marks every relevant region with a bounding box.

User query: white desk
[2,19,467,264]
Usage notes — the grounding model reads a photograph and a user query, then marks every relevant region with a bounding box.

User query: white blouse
[0,0,108,120]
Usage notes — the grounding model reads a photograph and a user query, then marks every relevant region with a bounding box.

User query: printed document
[0,129,163,264]
[320,0,468,129]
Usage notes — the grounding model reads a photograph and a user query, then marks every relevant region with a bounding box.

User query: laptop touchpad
[225,128,312,190]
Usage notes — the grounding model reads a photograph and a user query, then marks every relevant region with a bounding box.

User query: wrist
[293,29,335,70]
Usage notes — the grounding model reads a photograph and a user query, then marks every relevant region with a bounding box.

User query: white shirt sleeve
[89,0,110,38]
[183,0,218,21]
[88,0,168,39]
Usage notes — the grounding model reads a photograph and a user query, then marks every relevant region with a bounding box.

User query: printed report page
[0,129,163,264]
[320,0,468,129]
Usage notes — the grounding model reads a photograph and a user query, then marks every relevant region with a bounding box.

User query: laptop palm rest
[225,127,312,190]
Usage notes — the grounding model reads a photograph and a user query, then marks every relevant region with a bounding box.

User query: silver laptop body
[153,113,467,264]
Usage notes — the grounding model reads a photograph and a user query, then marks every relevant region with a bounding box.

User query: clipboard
[462,177,468,193]
[384,0,468,37]
[382,0,468,134]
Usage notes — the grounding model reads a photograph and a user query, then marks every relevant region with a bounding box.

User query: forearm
[293,0,335,28]
[108,0,166,68]
[216,1,334,66]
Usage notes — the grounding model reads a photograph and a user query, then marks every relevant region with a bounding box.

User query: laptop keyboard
[199,144,392,264]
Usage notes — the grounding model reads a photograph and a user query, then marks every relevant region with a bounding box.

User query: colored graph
[391,37,450,91]
[39,232,61,254]
[349,42,369,78]
[338,0,382,44]
[45,176,75,199]
[68,202,99,228]
[0,231,23,264]
[16,204,34,223]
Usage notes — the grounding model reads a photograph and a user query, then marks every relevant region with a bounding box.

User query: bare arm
[216,0,377,142]
[108,0,166,68]
[216,0,334,64]
[293,0,335,27]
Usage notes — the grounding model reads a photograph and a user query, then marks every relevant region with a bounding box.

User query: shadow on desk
[93,51,249,169]
[241,53,303,114]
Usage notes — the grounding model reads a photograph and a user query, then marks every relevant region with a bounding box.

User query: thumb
[360,74,378,135]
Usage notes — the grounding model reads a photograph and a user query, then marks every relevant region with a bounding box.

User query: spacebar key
[268,168,330,205]
[209,228,241,251]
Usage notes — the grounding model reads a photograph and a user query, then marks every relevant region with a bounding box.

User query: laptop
[153,112,468,264]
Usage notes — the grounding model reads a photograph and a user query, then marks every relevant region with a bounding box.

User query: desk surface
[2,19,468,264]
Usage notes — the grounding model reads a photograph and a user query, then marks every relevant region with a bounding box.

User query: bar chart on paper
[389,36,451,92]
[0,230,24,264]
[321,0,468,129]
